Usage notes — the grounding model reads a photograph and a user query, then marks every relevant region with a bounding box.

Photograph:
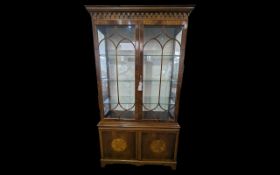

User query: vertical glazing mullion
[168,59,175,117]
[111,29,120,118]
[114,42,121,119]
[105,37,112,115]
[157,40,164,110]
[138,22,144,120]
[168,37,177,119]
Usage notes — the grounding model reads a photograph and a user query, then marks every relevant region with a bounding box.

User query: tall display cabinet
[85,5,194,170]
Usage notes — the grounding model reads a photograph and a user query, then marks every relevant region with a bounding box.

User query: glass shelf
[104,97,175,105]
[101,79,135,81]
[100,54,180,57]
[104,96,135,104]
[100,54,135,56]
[144,56,180,61]
[101,79,178,82]
[144,55,180,56]
[143,79,178,82]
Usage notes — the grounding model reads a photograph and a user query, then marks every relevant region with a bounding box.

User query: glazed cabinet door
[94,23,186,122]
[141,25,185,121]
[95,25,138,120]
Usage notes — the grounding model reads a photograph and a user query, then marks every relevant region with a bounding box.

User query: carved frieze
[90,11,189,20]
[86,6,193,20]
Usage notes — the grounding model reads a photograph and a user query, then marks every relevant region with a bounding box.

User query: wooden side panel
[101,130,136,160]
[141,131,177,161]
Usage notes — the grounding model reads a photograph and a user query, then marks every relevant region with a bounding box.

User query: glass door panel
[142,26,183,121]
[97,25,136,119]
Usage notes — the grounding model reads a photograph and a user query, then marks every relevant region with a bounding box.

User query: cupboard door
[96,25,136,120]
[101,130,136,160]
[141,131,177,161]
[142,26,184,121]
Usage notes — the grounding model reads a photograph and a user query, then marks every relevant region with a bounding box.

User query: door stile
[136,21,144,120]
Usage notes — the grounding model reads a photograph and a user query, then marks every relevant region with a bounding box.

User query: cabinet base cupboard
[85,5,194,170]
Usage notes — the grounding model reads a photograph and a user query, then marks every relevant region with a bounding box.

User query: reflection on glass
[97,25,135,119]
[143,26,183,120]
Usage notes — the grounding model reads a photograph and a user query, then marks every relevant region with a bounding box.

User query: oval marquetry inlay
[111,138,127,152]
[150,139,166,153]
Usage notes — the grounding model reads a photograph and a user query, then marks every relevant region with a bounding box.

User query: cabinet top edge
[85,5,195,12]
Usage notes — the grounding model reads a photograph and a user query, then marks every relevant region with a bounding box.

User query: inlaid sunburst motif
[150,139,166,153]
[111,138,127,152]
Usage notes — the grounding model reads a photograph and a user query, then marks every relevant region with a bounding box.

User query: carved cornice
[85,6,194,20]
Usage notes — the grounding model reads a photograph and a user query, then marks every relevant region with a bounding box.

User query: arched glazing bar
[97,25,136,119]
[142,26,183,120]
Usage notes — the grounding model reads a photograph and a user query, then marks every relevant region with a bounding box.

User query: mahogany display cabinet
[85,5,194,170]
